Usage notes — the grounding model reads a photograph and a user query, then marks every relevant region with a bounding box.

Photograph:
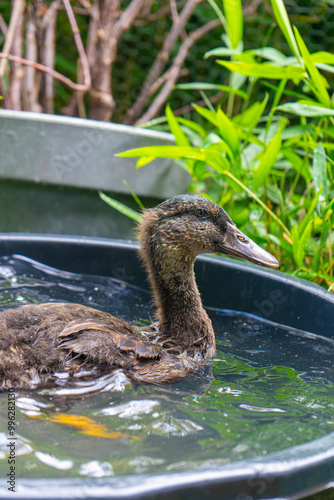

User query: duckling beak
[219,222,280,269]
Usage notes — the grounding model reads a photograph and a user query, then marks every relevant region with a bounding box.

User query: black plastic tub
[0,234,333,500]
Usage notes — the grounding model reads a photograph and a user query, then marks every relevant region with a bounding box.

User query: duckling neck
[140,240,215,358]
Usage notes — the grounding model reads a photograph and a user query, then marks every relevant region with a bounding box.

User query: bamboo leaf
[233,95,269,134]
[312,143,329,205]
[281,149,310,181]
[293,27,331,107]
[222,0,243,50]
[193,104,218,126]
[204,47,241,59]
[292,221,312,268]
[269,0,301,61]
[176,82,248,99]
[118,145,228,174]
[277,102,334,117]
[122,181,145,209]
[118,145,204,161]
[136,156,156,168]
[98,192,142,222]
[311,51,334,65]
[291,225,301,267]
[217,60,305,80]
[224,171,291,235]
[165,105,190,148]
[177,117,206,139]
[298,188,321,236]
[253,130,282,191]
[251,47,289,64]
[216,108,240,157]
[166,105,194,174]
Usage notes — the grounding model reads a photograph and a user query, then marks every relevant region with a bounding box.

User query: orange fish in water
[28,411,141,440]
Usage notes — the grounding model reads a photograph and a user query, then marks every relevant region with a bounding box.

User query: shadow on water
[0,255,334,479]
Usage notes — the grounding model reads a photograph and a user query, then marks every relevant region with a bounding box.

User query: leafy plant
[113,0,333,291]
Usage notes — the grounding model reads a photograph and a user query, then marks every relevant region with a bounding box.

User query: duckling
[0,195,279,389]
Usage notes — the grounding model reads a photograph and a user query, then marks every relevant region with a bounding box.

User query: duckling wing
[59,319,162,367]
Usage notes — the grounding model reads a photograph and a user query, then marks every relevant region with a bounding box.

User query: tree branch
[0,14,8,36]
[88,0,120,121]
[136,18,221,125]
[9,0,24,110]
[243,0,263,16]
[124,0,203,124]
[42,1,60,113]
[0,0,25,79]
[114,0,150,41]
[62,0,91,90]
[0,53,89,91]
[133,2,185,26]
[24,4,40,111]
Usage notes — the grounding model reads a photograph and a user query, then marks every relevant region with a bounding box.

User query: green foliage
[98,191,142,223]
[116,0,334,291]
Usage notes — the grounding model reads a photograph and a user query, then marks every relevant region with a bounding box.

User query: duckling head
[139,194,279,269]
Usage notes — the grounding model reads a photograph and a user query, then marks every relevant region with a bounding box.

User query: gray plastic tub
[0,234,333,500]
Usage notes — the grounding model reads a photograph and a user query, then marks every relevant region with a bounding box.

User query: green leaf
[277,102,334,117]
[98,192,142,222]
[176,82,248,99]
[298,188,321,237]
[216,108,240,158]
[253,130,282,191]
[292,220,312,268]
[281,125,309,139]
[281,149,310,181]
[117,145,228,174]
[136,156,156,168]
[311,143,329,205]
[204,47,240,59]
[216,60,305,80]
[222,0,243,50]
[166,105,194,174]
[233,95,269,134]
[118,145,204,161]
[122,181,145,209]
[177,117,207,139]
[203,149,231,173]
[293,27,331,108]
[166,105,190,148]
[193,104,218,126]
[269,0,301,61]
[251,47,289,64]
[311,51,334,65]
[299,222,312,260]
[291,225,300,268]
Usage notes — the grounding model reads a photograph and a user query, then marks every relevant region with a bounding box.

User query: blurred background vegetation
[0,0,333,292]
[1,0,334,124]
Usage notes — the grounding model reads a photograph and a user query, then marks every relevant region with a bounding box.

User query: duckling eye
[197,209,207,218]
[237,235,249,244]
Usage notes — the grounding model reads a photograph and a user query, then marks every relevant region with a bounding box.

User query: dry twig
[24,5,39,111]
[0,0,25,79]
[9,0,24,110]
[62,0,91,91]
[136,18,221,125]
[0,53,88,91]
[42,1,60,113]
[124,0,203,124]
[0,14,8,36]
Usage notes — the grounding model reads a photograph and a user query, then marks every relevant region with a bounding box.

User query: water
[0,255,333,479]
